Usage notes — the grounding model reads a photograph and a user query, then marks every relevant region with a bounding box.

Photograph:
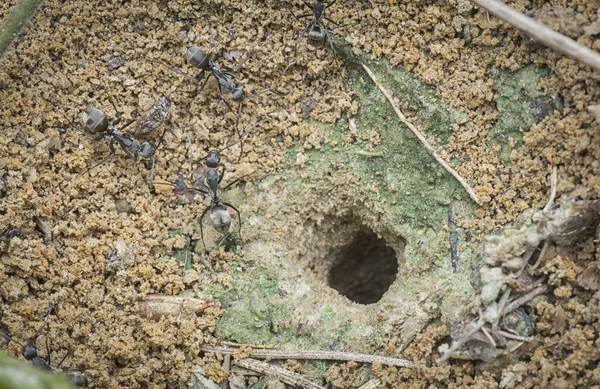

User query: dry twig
[201,345,413,368]
[448,204,459,273]
[502,284,549,316]
[467,0,600,72]
[221,341,273,349]
[358,379,382,389]
[221,354,231,389]
[234,358,325,389]
[435,319,485,364]
[497,329,533,343]
[136,295,208,320]
[361,64,481,204]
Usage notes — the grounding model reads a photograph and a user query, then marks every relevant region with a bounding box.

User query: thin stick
[136,295,208,320]
[361,64,481,205]
[221,354,230,389]
[448,204,459,273]
[201,345,413,368]
[234,358,325,389]
[480,326,497,348]
[353,150,384,157]
[221,341,273,349]
[497,330,533,343]
[435,319,485,364]
[529,167,557,271]
[468,0,600,72]
[502,284,549,316]
[492,288,511,344]
[358,379,382,389]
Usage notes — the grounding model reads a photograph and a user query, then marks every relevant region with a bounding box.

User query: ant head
[82,107,109,133]
[231,87,244,102]
[206,150,221,168]
[23,344,38,360]
[32,357,52,370]
[315,2,325,12]
[186,46,210,69]
[139,142,155,159]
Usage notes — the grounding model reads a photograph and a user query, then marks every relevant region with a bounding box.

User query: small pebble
[114,199,132,214]
[106,56,125,71]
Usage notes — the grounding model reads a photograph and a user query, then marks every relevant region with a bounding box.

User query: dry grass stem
[502,284,549,316]
[201,345,413,368]
[361,63,481,204]
[234,358,325,389]
[435,319,486,364]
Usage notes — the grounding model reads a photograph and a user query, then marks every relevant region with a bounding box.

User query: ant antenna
[0,332,26,348]
[56,348,74,369]
[198,118,270,161]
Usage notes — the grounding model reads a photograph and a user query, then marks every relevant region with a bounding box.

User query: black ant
[0,307,87,387]
[292,0,340,60]
[77,100,169,183]
[149,31,269,151]
[156,119,269,252]
[2,226,26,240]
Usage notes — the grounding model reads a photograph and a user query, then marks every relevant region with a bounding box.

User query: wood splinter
[136,295,209,320]
[235,358,325,389]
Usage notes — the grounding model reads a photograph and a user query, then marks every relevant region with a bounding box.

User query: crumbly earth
[1,0,600,388]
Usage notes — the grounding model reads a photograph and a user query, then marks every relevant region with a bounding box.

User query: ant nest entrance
[301,216,404,305]
[328,228,400,304]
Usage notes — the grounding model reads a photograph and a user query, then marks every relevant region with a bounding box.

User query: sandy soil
[1,0,600,387]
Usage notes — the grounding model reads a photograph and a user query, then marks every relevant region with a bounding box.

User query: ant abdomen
[209,205,232,234]
[186,46,209,69]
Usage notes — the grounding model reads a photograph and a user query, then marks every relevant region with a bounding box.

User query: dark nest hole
[327,228,400,305]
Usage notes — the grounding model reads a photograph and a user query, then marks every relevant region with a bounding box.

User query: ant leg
[118,140,136,160]
[301,0,313,10]
[0,332,26,348]
[56,348,73,369]
[322,23,339,64]
[155,125,170,152]
[294,24,312,50]
[199,206,212,253]
[216,83,228,102]
[221,173,253,191]
[118,118,138,132]
[149,156,156,185]
[83,141,116,176]
[218,168,225,184]
[222,202,242,241]
[45,335,51,366]
[146,57,201,82]
[324,17,341,27]
[30,304,55,343]
[222,71,238,79]
[198,72,211,94]
[245,89,270,100]
[108,99,122,125]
